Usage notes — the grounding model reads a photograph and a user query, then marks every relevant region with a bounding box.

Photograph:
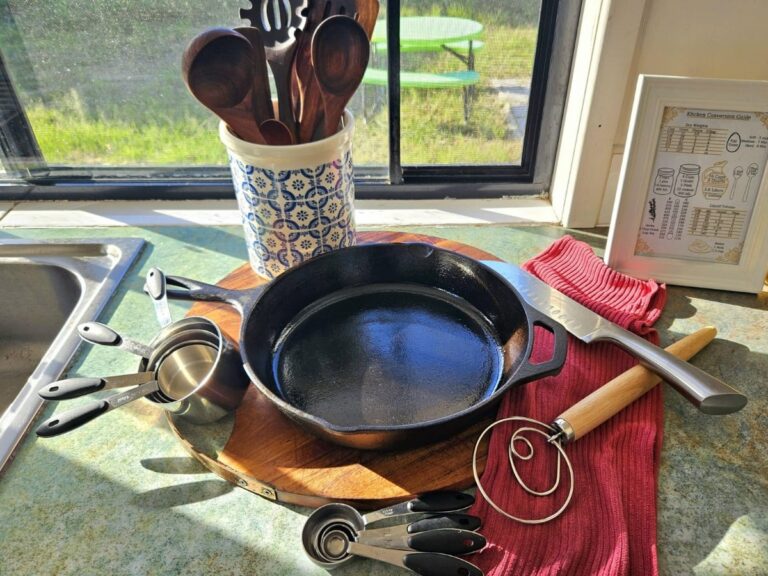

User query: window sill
[0,197,558,228]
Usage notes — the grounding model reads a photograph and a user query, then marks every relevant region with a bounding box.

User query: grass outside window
[1,1,540,169]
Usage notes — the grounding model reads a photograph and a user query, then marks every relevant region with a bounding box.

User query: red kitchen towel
[470,235,667,576]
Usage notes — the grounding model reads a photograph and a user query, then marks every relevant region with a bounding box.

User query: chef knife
[482,261,747,415]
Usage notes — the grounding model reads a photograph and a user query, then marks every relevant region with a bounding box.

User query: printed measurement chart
[635,108,768,264]
[659,126,728,155]
[688,208,746,238]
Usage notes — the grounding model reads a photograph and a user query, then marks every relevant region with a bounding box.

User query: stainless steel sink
[0,238,144,471]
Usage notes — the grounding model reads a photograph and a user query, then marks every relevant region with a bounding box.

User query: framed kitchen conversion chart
[606,75,768,293]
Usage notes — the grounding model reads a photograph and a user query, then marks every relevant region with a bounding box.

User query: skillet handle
[164,275,258,314]
[513,307,568,382]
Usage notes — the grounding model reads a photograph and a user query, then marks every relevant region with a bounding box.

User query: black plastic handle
[512,305,569,383]
[165,274,257,315]
[36,400,109,437]
[407,529,487,555]
[403,552,483,576]
[365,491,476,525]
[78,322,121,346]
[145,267,166,301]
[408,514,481,533]
[38,377,106,400]
[407,491,475,514]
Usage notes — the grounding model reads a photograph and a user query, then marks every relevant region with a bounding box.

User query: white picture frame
[605,75,768,293]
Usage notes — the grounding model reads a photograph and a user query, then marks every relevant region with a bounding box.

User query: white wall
[557,0,768,227]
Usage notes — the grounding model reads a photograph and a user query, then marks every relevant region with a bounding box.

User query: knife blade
[482,261,747,415]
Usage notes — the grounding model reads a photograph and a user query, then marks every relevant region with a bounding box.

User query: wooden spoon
[260,119,295,145]
[296,0,379,143]
[182,27,267,144]
[233,26,274,123]
[311,15,370,138]
[355,0,380,39]
[296,0,357,143]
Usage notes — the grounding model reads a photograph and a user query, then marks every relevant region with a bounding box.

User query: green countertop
[0,224,766,575]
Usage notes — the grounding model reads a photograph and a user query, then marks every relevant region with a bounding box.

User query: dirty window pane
[0,1,388,169]
[396,0,540,166]
[0,0,549,179]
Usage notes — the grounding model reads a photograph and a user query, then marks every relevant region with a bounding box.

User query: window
[0,0,576,200]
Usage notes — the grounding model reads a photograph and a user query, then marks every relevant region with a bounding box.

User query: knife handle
[554,327,717,441]
[595,324,747,415]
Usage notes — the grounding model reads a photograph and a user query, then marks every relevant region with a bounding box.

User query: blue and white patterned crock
[219,111,356,279]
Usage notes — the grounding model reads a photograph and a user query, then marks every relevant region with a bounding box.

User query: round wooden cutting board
[167,231,502,509]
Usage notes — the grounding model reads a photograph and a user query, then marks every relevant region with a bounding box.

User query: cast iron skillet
[166,243,567,450]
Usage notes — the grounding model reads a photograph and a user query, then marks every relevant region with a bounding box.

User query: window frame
[0,0,576,202]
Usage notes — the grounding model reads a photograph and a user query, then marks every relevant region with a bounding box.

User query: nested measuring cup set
[35,268,249,437]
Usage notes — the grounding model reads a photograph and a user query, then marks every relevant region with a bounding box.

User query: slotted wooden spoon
[240,0,309,138]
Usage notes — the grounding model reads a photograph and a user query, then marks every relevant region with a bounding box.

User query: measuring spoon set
[302,491,486,574]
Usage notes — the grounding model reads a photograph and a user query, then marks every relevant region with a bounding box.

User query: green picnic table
[371,16,484,54]
[362,16,484,120]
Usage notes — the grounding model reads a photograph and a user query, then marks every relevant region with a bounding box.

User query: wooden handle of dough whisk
[553,326,717,442]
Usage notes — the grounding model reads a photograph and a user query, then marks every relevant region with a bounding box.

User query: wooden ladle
[182,27,267,144]
[311,15,370,138]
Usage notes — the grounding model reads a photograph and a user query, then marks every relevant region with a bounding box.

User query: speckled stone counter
[0,225,765,576]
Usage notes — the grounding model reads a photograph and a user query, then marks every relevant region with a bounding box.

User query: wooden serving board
[167,231,502,509]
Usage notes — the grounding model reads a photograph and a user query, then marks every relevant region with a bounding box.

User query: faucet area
[0,1,767,575]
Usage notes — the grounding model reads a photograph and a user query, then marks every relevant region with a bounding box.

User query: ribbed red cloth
[470,235,666,576]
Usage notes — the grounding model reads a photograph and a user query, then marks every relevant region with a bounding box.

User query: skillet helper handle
[595,323,746,415]
[555,326,717,442]
[35,400,109,437]
[38,377,106,400]
[512,307,568,382]
[165,275,256,313]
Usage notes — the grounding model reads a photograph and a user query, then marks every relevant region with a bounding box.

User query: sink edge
[0,237,146,473]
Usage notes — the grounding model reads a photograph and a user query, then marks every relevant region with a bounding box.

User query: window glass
[0,0,555,188]
[0,1,388,169]
[397,0,541,166]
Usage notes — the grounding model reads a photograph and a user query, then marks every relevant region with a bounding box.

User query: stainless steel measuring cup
[36,336,217,437]
[139,316,249,424]
[36,316,249,437]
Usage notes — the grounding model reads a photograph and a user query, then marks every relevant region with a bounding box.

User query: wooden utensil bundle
[182,0,379,146]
